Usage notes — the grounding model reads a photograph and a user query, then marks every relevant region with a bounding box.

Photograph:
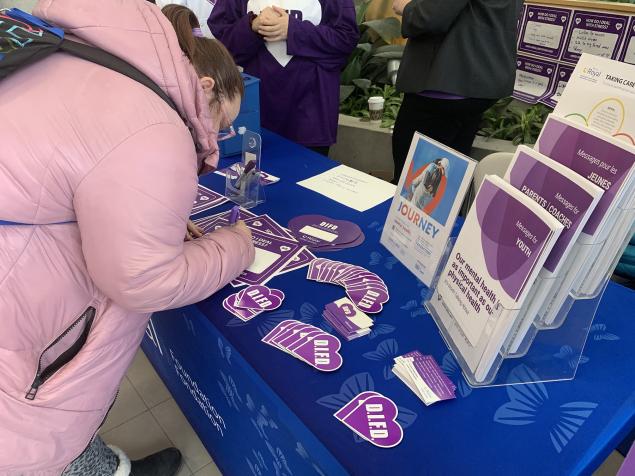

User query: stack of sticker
[323,297,374,341]
[307,259,389,314]
[288,214,365,252]
[194,208,316,286]
[261,320,342,372]
[392,351,456,406]
[223,285,285,322]
[335,392,404,448]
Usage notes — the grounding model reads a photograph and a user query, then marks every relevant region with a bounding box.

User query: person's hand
[392,0,411,15]
[233,220,253,242]
[251,7,280,33]
[258,6,289,42]
[185,220,204,241]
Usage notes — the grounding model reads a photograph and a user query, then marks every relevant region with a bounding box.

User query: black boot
[130,448,183,476]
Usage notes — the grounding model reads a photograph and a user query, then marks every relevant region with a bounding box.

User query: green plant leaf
[374,44,405,55]
[355,0,372,26]
[352,78,372,90]
[340,56,362,85]
[373,51,403,59]
[340,85,355,104]
[362,18,402,44]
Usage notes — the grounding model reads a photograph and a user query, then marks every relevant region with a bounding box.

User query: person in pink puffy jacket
[0,1,255,475]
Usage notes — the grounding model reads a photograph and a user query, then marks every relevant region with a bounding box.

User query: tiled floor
[102,349,626,476]
[99,350,220,476]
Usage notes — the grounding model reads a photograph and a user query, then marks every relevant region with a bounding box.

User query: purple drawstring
[192,27,204,37]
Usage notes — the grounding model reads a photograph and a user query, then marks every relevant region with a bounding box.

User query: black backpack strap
[1,8,178,114]
[59,39,178,112]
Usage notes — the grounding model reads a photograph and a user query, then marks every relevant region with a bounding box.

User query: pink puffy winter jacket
[0,0,254,474]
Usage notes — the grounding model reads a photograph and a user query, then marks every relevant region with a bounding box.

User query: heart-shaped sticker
[517,60,522,67]
[575,17,581,25]
[560,71,566,77]
[253,221,263,227]
[200,196,209,201]
[528,11,534,17]
[617,23,623,30]
[346,287,389,314]
[280,246,291,252]
[237,285,284,311]
[334,392,381,420]
[340,395,404,448]
[561,15,567,23]
[293,333,342,372]
[547,68,552,74]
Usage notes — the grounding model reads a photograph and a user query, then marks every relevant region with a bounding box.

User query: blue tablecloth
[143,130,635,476]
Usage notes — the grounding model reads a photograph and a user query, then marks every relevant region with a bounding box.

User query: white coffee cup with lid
[368,96,385,124]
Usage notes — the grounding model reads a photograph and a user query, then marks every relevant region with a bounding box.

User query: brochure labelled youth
[429,176,563,382]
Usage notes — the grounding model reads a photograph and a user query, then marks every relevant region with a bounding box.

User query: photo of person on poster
[406,157,449,212]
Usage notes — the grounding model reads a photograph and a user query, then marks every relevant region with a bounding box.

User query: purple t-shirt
[209,0,358,147]
[419,90,465,100]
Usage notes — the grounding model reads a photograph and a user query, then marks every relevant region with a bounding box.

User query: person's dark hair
[162,4,244,102]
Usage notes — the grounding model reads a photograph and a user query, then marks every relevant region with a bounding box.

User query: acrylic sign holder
[423,222,632,388]
[225,130,264,209]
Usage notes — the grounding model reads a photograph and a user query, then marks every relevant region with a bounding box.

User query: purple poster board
[519,5,571,59]
[618,16,635,65]
[540,63,575,108]
[562,10,628,63]
[517,4,526,46]
[512,55,557,104]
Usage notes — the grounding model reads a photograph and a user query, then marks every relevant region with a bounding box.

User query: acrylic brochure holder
[423,228,628,388]
[224,130,264,209]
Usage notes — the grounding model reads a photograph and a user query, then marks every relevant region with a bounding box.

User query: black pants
[392,94,495,183]
[308,146,330,157]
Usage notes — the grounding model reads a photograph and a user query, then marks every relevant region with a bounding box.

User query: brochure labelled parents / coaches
[381,133,476,287]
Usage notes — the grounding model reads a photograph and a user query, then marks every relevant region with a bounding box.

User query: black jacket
[396,0,523,99]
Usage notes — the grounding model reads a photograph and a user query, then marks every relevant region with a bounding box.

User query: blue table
[142,130,635,476]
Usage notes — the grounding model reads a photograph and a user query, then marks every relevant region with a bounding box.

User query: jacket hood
[34,0,220,168]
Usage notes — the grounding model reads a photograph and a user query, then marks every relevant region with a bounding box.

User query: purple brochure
[278,248,316,275]
[244,215,295,239]
[191,185,228,215]
[519,6,570,59]
[562,11,628,63]
[536,116,635,237]
[232,229,304,286]
[507,148,598,273]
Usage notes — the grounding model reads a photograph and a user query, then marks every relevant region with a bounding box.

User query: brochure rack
[423,225,632,387]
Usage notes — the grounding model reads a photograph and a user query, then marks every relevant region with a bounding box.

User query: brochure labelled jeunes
[428,175,563,383]
[381,133,476,287]
[502,146,604,355]
[534,114,635,326]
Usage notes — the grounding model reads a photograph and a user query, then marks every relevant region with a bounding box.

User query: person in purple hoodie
[209,0,359,156]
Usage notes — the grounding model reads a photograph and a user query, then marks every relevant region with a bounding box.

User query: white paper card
[297,165,396,212]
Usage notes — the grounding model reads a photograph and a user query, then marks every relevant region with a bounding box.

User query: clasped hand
[252,6,289,42]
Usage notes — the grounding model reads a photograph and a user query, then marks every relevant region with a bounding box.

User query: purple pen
[229,206,240,225]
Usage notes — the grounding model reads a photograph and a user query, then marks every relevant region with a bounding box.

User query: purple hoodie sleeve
[208,0,264,64]
[286,0,358,69]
